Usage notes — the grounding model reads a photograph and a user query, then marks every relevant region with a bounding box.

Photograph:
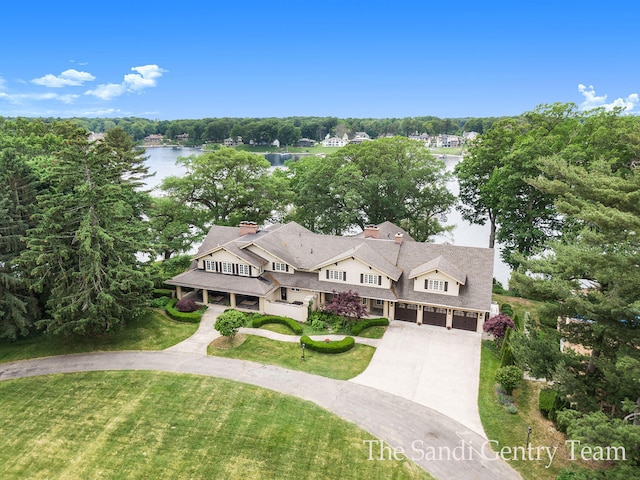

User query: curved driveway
[0,309,520,480]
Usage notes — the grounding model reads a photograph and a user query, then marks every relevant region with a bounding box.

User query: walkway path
[0,308,521,480]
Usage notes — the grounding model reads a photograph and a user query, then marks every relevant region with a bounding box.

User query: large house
[166,221,494,333]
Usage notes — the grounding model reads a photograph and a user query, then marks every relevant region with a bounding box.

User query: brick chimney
[239,221,259,236]
[394,232,404,244]
[364,225,379,239]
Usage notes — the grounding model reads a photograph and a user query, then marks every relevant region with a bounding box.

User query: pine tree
[0,149,40,339]
[23,128,153,336]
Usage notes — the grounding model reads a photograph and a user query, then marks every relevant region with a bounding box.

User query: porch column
[383,301,389,318]
[230,293,236,308]
[416,305,424,325]
[259,297,266,314]
[176,286,182,300]
[319,292,325,305]
[388,302,395,320]
[476,312,484,333]
[446,309,453,329]
[201,289,208,304]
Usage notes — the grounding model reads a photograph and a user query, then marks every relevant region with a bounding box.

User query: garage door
[423,306,447,327]
[452,310,478,331]
[395,303,418,322]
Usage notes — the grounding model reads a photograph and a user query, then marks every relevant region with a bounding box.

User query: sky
[1,1,638,120]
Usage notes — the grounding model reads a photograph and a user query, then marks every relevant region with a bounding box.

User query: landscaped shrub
[165,298,206,323]
[153,288,174,298]
[483,314,516,345]
[499,327,515,367]
[500,303,514,317]
[251,315,303,335]
[300,335,355,354]
[175,297,199,312]
[215,309,247,338]
[310,317,327,331]
[539,388,569,421]
[351,318,389,336]
[495,365,523,395]
[150,296,171,308]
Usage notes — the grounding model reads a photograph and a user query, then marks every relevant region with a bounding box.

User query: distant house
[144,134,164,145]
[166,221,494,332]
[349,132,372,144]
[435,134,462,148]
[298,138,317,148]
[175,133,189,142]
[321,133,349,147]
[463,131,479,141]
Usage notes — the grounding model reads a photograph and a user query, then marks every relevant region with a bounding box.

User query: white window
[237,264,250,276]
[273,262,288,272]
[361,297,367,305]
[221,262,233,274]
[291,288,300,292]
[204,260,215,271]
[375,299,384,307]
[361,273,380,285]
[426,279,448,292]
[327,269,345,281]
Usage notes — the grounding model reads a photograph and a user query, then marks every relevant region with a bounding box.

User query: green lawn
[479,341,594,480]
[0,309,198,364]
[356,326,386,339]
[208,334,375,380]
[0,371,432,480]
[259,323,386,340]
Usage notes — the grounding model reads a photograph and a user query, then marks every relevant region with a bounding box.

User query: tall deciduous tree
[287,137,455,241]
[159,148,291,229]
[23,128,153,336]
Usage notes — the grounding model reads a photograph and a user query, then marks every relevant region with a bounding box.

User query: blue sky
[1,1,638,120]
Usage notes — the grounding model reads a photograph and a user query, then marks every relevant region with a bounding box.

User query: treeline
[30,115,501,144]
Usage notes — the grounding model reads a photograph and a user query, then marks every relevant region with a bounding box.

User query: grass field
[0,371,432,480]
[0,310,197,364]
[479,341,595,479]
[208,334,375,380]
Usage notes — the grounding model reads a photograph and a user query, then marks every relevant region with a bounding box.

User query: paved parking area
[351,320,485,436]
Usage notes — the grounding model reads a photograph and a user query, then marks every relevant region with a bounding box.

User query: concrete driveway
[351,320,485,436]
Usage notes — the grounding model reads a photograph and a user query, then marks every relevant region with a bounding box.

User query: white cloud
[31,69,96,88]
[86,64,166,100]
[578,84,639,113]
[0,91,79,105]
[0,76,6,91]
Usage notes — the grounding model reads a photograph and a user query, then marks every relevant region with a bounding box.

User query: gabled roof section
[311,242,403,280]
[408,255,466,285]
[194,243,266,268]
[353,221,416,242]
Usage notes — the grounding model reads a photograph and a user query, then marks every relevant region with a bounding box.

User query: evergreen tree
[0,148,40,339]
[23,128,153,335]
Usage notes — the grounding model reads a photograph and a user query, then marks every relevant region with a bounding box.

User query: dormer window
[273,262,289,272]
[426,279,448,292]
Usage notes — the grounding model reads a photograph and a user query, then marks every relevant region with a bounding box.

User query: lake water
[142,148,511,286]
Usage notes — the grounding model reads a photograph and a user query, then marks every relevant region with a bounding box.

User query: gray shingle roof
[169,221,494,312]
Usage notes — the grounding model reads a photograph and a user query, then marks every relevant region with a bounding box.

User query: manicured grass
[0,310,198,364]
[0,371,432,480]
[208,334,375,380]
[479,341,593,479]
[355,326,386,339]
[492,293,548,324]
[258,323,296,335]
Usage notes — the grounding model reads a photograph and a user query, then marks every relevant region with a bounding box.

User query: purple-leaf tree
[483,314,515,346]
[323,290,368,327]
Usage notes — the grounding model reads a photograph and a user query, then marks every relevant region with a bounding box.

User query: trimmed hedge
[300,335,355,354]
[251,315,304,335]
[351,318,389,336]
[153,288,174,298]
[539,387,568,421]
[165,298,206,323]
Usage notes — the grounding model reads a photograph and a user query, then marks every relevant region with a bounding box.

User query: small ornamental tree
[323,290,368,328]
[175,297,198,313]
[483,314,515,346]
[495,365,523,395]
[214,310,246,339]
